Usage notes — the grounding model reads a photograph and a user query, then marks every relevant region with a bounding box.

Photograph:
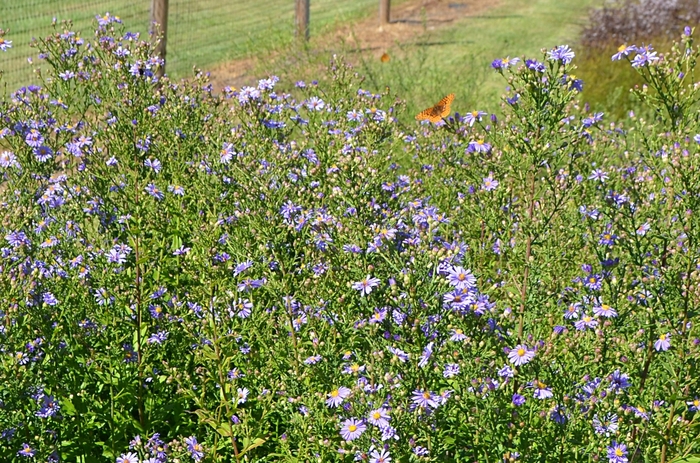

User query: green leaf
[671,456,700,463]
[60,397,77,416]
[216,425,233,438]
[240,437,267,456]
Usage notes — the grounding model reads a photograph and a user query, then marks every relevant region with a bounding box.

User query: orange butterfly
[380,53,390,63]
[415,93,455,123]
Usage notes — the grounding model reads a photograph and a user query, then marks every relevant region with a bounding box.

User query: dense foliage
[0,16,699,463]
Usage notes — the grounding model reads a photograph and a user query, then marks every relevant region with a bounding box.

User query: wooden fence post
[295,0,310,41]
[379,0,390,25]
[150,0,169,77]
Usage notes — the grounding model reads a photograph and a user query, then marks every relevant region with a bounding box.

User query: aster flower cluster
[0,15,699,463]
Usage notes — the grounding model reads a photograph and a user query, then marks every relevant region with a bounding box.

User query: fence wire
[0,0,383,93]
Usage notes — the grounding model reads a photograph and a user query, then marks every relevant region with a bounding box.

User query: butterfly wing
[416,93,455,123]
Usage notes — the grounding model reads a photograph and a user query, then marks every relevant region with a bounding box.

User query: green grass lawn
[349,0,605,116]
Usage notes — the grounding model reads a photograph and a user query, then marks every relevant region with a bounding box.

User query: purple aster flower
[144,158,161,173]
[123,344,138,363]
[564,303,580,319]
[237,86,261,104]
[220,142,235,164]
[606,441,628,463]
[346,109,363,121]
[450,328,467,342]
[116,452,138,463]
[593,304,617,318]
[413,446,429,456]
[0,150,20,168]
[445,265,476,290]
[369,448,391,463]
[236,387,249,404]
[147,331,168,344]
[498,365,515,378]
[482,174,499,191]
[443,363,460,378]
[94,287,114,305]
[149,304,164,319]
[631,47,659,68]
[34,145,53,162]
[257,76,278,90]
[548,45,575,64]
[25,129,44,148]
[512,393,526,406]
[589,168,609,182]
[533,380,553,399]
[340,418,366,441]
[352,275,381,295]
[304,355,322,365]
[687,397,700,412]
[582,112,604,127]
[507,344,535,366]
[612,44,636,61]
[367,408,390,428]
[386,346,409,362]
[411,389,438,410]
[467,139,491,153]
[0,37,12,51]
[234,298,253,318]
[654,333,671,352]
[593,413,619,436]
[168,184,185,195]
[43,292,59,306]
[144,183,164,200]
[292,313,307,331]
[173,245,190,255]
[326,386,351,408]
[574,314,598,331]
[464,110,486,126]
[491,56,520,69]
[233,260,253,276]
[306,96,326,111]
[36,394,60,418]
[609,370,631,392]
[599,230,617,246]
[550,404,568,424]
[418,342,434,368]
[525,58,545,71]
[369,308,387,324]
[636,222,651,236]
[562,75,583,92]
[184,436,204,461]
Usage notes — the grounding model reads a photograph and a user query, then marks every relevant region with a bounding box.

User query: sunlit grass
[257,0,604,121]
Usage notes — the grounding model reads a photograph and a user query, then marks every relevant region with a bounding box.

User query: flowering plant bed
[0,17,699,463]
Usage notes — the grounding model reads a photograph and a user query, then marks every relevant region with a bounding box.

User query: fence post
[379,0,390,25]
[150,0,169,77]
[295,0,310,41]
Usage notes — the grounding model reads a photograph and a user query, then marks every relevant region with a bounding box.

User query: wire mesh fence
[0,0,384,92]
